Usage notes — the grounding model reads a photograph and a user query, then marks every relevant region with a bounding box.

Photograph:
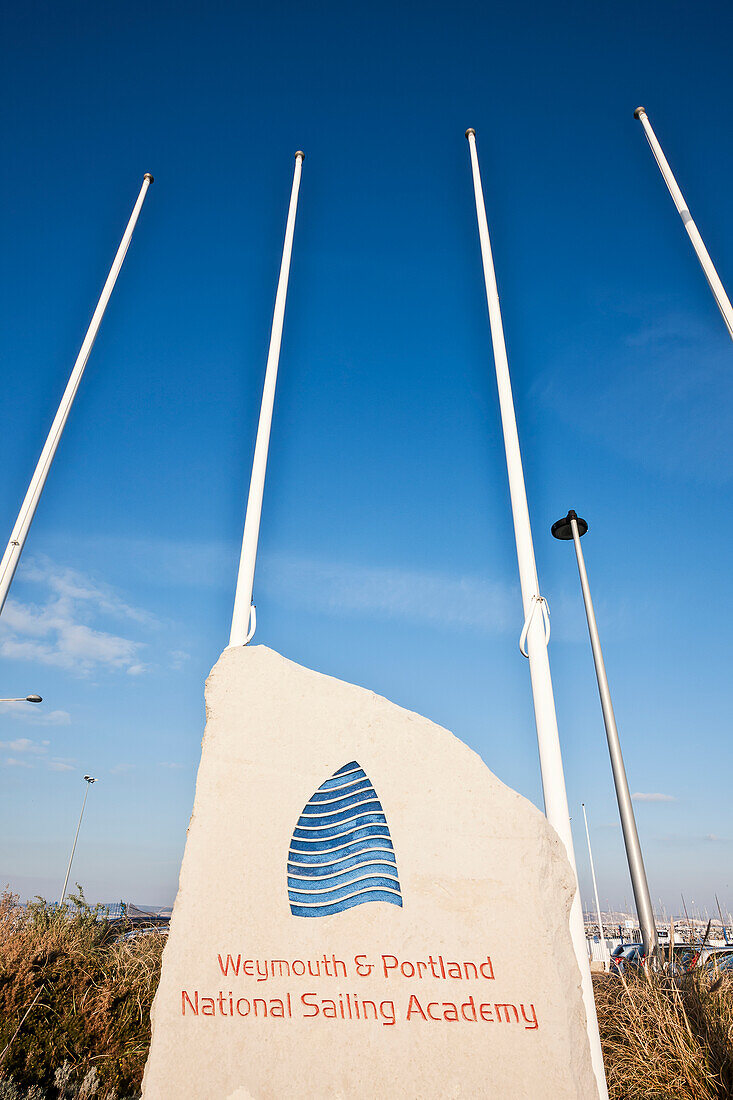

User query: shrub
[0,890,163,1098]
[594,967,733,1100]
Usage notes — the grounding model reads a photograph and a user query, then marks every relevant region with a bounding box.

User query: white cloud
[632,792,676,803]
[3,756,33,768]
[65,537,519,638]
[0,701,71,726]
[0,737,47,754]
[0,737,76,773]
[158,761,185,770]
[0,558,154,676]
[48,760,75,773]
[536,305,733,485]
[260,553,517,634]
[20,559,158,626]
[169,650,190,670]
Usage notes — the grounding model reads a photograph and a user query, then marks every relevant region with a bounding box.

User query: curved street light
[0,694,43,704]
[59,775,98,907]
[552,510,659,963]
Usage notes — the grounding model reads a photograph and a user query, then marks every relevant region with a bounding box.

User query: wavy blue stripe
[288,860,399,884]
[298,793,383,819]
[333,761,360,775]
[290,890,403,918]
[293,813,387,840]
[289,875,401,903]
[288,867,398,890]
[289,836,394,864]
[287,851,396,876]
[308,778,373,803]
[290,825,391,849]
[316,770,367,792]
[299,789,379,815]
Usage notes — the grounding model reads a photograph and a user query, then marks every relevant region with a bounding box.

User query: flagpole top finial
[465,128,476,139]
[295,150,305,162]
[144,173,154,184]
[633,107,646,120]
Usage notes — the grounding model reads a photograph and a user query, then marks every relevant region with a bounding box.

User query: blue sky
[0,0,731,920]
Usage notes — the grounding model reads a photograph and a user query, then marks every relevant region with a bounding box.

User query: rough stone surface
[143,645,596,1099]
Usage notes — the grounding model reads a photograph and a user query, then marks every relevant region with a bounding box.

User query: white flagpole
[0,174,154,618]
[634,107,733,340]
[582,802,610,971]
[229,152,305,647]
[465,128,608,1099]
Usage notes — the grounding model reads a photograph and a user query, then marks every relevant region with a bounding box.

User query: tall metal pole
[582,803,610,970]
[59,775,96,906]
[229,152,305,647]
[552,510,659,962]
[0,174,154,618]
[634,107,733,340]
[465,128,608,1100]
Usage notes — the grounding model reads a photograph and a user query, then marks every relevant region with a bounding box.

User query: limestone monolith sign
[143,646,597,1098]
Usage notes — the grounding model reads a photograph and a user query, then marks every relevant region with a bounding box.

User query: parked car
[610,943,645,972]
[664,944,702,973]
[701,948,733,973]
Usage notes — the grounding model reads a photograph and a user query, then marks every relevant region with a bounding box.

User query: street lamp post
[582,802,610,970]
[552,510,659,962]
[59,775,97,907]
[0,695,42,704]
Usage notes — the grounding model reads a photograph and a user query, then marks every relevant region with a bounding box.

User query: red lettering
[406,994,427,1020]
[480,957,495,979]
[382,954,398,977]
[181,990,198,1015]
[332,956,347,977]
[479,1002,494,1022]
[217,954,241,976]
[495,1003,519,1023]
[461,997,477,1021]
[236,998,250,1017]
[521,1003,538,1030]
[427,1002,441,1021]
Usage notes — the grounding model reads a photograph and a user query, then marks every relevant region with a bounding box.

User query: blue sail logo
[287,761,403,918]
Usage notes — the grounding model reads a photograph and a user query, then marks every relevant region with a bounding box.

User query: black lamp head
[551,510,588,540]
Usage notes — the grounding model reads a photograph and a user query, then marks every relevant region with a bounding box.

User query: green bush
[0,890,162,1098]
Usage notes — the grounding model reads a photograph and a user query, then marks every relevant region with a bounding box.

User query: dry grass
[594,966,733,1099]
[3,885,733,1098]
[0,890,163,1098]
